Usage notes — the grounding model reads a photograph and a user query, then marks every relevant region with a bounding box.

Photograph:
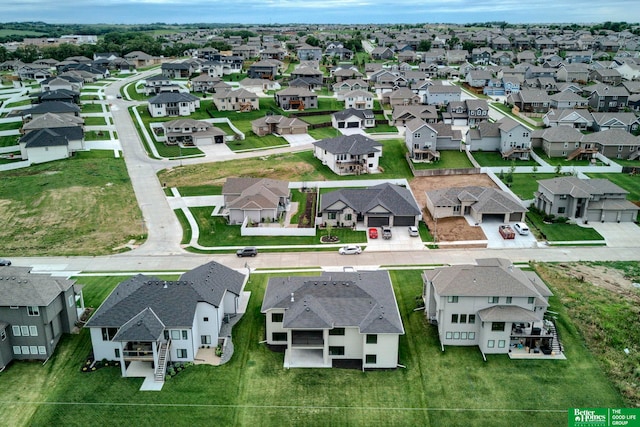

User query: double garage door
[337,121,360,129]
[367,216,415,227]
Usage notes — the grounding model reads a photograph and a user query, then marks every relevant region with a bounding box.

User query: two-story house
[147,92,200,117]
[275,87,318,111]
[313,134,382,176]
[534,176,639,223]
[583,84,630,112]
[423,258,558,358]
[261,270,404,369]
[0,266,84,371]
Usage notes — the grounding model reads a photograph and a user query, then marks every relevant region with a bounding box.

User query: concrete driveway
[282,133,315,146]
[477,218,539,249]
[363,226,426,252]
[586,222,640,247]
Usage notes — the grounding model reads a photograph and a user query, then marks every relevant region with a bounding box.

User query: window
[468,332,476,340]
[201,335,212,345]
[21,326,29,336]
[618,146,623,152]
[13,346,21,355]
[328,212,337,220]
[272,332,287,342]
[461,332,467,340]
[21,346,29,354]
[182,330,188,340]
[329,346,345,356]
[176,349,188,359]
[559,194,568,200]
[365,354,377,364]
[68,295,74,307]
[451,314,458,323]
[498,340,506,348]
[487,340,495,348]
[115,349,120,358]
[491,322,505,332]
[12,325,21,337]
[459,314,467,324]
[447,296,459,303]
[488,297,499,304]
[271,313,284,322]
[344,214,352,221]
[528,297,535,304]
[506,297,512,304]
[30,346,38,355]
[171,330,181,340]
[27,306,40,316]
[446,332,452,339]
[0,330,5,341]
[453,332,460,339]
[329,328,345,336]
[29,326,38,337]
[102,328,118,341]
[468,315,476,324]
[558,207,566,214]
[366,334,377,344]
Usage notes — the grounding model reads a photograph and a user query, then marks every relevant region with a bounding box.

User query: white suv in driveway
[514,222,530,235]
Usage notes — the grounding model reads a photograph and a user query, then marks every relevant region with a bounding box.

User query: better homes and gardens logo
[569,408,640,427]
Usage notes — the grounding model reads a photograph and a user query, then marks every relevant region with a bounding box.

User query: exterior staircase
[501,147,530,159]
[546,320,563,355]
[567,146,598,161]
[629,150,640,161]
[154,339,170,382]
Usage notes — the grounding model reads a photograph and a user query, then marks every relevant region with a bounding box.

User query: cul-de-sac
[0,9,639,426]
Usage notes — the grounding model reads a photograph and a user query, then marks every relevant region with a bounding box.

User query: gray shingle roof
[320,183,421,217]
[426,186,526,215]
[112,307,165,342]
[261,271,404,334]
[313,134,381,155]
[86,261,246,329]
[537,176,628,197]
[424,258,551,298]
[0,266,75,307]
[332,108,374,121]
[148,92,199,104]
[22,101,80,115]
[19,126,83,148]
[477,305,540,322]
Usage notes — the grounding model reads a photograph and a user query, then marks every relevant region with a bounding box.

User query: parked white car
[338,245,362,255]
[408,226,419,237]
[513,222,530,235]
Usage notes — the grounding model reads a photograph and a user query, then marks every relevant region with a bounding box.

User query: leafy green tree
[417,40,431,51]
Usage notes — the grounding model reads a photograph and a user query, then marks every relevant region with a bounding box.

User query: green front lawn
[499,173,557,200]
[526,209,605,242]
[411,150,473,170]
[226,132,288,152]
[533,148,606,167]
[364,123,398,134]
[308,126,341,140]
[586,172,640,201]
[83,116,108,126]
[189,210,365,248]
[81,103,106,113]
[472,151,539,167]
[3,98,32,108]
[0,121,22,131]
[1,269,626,426]
[300,114,332,125]
[175,185,223,197]
[0,134,19,147]
[83,130,112,141]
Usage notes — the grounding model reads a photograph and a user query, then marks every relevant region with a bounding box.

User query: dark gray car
[236,247,258,257]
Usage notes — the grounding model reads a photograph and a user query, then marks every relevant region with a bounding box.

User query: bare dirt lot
[409,174,498,243]
[550,263,640,298]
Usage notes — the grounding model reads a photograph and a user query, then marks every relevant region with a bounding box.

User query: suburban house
[542,108,593,129]
[251,115,308,136]
[21,112,84,134]
[548,91,589,109]
[319,183,421,228]
[391,105,438,126]
[212,88,259,112]
[222,177,291,225]
[21,101,81,122]
[371,46,394,60]
[384,87,421,107]
[555,64,590,83]
[147,92,200,118]
[425,186,527,224]
[579,129,640,160]
[332,108,376,130]
[441,99,489,126]
[591,112,640,133]
[422,258,559,358]
[261,270,404,369]
[290,65,324,84]
[534,177,639,223]
[247,59,282,80]
[313,134,382,176]
[589,68,623,86]
[424,84,462,105]
[530,126,585,158]
[123,51,160,68]
[85,261,247,380]
[466,117,532,160]
[0,266,84,371]
[405,119,462,161]
[143,74,180,96]
[296,43,322,61]
[40,76,83,92]
[583,84,630,112]
[161,62,196,78]
[162,119,225,146]
[333,79,370,96]
[342,90,374,110]
[507,88,551,113]
[465,69,493,89]
[190,74,231,94]
[18,126,85,164]
[275,87,318,111]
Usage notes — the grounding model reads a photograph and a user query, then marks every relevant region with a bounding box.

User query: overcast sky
[2,0,637,25]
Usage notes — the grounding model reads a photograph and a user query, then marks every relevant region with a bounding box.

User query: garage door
[481,213,506,223]
[603,210,618,222]
[195,137,214,146]
[509,212,523,222]
[367,216,389,227]
[338,122,345,128]
[587,210,601,223]
[393,216,415,226]
[347,122,359,128]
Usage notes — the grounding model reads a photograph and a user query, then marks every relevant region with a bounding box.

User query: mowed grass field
[0,268,626,426]
[0,151,143,256]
